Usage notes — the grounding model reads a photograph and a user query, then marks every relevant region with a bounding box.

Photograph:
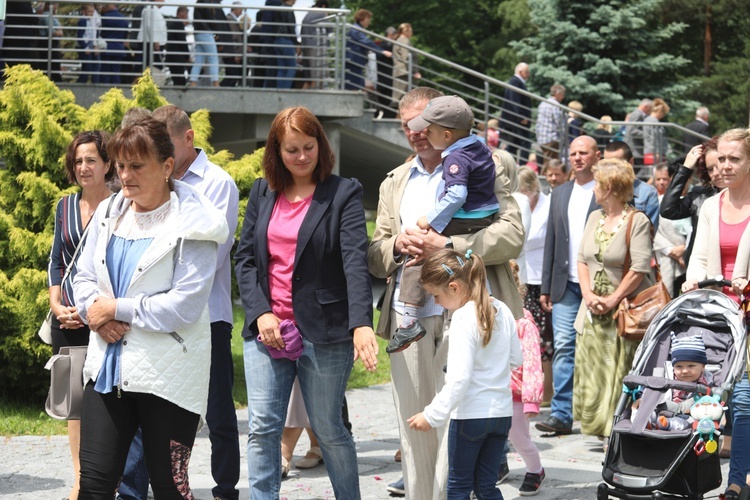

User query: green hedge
[0,65,262,401]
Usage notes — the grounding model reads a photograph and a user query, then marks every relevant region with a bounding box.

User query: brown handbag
[613,211,672,341]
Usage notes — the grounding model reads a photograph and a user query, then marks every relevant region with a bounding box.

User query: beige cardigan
[574,210,655,332]
[686,191,750,284]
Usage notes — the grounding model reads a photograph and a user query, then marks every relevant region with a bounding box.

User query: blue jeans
[190,32,219,83]
[78,52,100,84]
[207,321,240,500]
[550,281,581,426]
[243,337,359,499]
[117,429,149,500]
[729,371,750,488]
[447,417,511,500]
[274,37,297,89]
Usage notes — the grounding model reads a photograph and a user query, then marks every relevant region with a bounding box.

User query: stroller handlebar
[697,277,732,289]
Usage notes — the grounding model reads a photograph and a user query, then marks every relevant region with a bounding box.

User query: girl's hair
[420,249,494,346]
[509,259,526,299]
[65,130,115,184]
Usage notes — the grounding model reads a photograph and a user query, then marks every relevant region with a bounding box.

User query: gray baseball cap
[407,95,475,131]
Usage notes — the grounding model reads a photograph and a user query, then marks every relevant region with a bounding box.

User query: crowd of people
[1,2,424,94]
[38,26,749,499]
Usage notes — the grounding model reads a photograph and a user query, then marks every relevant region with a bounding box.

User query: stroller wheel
[651,493,663,499]
[597,483,610,500]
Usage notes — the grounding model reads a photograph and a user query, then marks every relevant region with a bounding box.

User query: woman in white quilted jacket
[72,118,229,499]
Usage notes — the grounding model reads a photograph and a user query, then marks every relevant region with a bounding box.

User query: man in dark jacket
[165,6,190,86]
[500,62,532,164]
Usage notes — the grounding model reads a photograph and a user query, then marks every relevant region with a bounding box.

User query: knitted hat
[670,334,708,365]
[262,319,305,361]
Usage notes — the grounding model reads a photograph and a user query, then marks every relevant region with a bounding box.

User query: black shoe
[535,416,572,434]
[497,461,510,484]
[519,469,546,496]
[386,321,427,354]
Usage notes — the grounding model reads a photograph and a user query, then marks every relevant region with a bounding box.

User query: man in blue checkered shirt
[535,83,566,165]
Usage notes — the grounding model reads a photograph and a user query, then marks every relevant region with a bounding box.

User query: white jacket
[74,181,229,417]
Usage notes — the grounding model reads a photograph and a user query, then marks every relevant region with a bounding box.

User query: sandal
[281,457,290,478]
[295,446,324,469]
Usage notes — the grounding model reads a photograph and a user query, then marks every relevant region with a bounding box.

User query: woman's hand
[353,326,379,372]
[684,144,703,170]
[596,294,620,315]
[87,296,117,331]
[582,291,600,313]
[732,278,749,297]
[525,411,538,419]
[257,312,284,350]
[53,304,84,330]
[407,412,432,431]
[96,320,130,344]
[682,279,699,293]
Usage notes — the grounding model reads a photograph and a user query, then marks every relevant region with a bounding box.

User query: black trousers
[78,383,200,499]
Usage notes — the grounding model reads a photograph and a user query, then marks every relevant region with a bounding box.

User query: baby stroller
[598,280,747,500]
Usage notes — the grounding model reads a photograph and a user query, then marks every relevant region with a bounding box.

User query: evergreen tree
[513,0,692,118]
[0,66,262,401]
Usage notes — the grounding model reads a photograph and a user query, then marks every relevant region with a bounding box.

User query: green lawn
[2,307,390,436]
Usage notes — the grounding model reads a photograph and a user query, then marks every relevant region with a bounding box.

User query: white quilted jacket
[74,181,229,417]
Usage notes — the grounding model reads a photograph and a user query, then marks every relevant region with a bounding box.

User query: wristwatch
[444,236,454,249]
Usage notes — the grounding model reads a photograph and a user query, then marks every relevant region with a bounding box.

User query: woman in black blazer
[235,106,378,499]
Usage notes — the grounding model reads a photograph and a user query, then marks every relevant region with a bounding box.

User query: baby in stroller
[633,334,716,431]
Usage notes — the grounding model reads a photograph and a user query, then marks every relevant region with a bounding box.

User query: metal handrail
[3,0,709,172]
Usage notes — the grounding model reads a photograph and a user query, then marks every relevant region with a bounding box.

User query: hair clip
[465,249,473,260]
[456,256,465,267]
[441,263,454,275]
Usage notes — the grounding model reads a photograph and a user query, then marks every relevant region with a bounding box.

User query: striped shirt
[47,194,86,307]
[535,96,565,145]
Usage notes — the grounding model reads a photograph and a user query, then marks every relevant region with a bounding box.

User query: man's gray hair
[696,106,710,120]
[639,98,653,107]
[399,87,444,113]
[550,83,565,96]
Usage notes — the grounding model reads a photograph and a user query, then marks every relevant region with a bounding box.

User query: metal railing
[3,0,709,173]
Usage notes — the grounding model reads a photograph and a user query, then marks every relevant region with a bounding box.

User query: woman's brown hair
[64,130,115,184]
[263,107,334,192]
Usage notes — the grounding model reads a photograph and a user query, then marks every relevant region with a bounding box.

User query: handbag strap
[61,194,116,286]
[622,209,662,282]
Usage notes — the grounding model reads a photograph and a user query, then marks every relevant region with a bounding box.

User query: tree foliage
[0,65,262,402]
[512,0,693,118]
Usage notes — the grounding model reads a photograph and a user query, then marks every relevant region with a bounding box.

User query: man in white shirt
[537,135,600,435]
[368,87,524,499]
[150,105,241,500]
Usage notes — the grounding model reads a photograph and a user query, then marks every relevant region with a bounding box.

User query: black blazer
[540,180,599,302]
[235,175,373,344]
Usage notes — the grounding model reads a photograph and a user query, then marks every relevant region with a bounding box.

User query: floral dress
[573,226,639,437]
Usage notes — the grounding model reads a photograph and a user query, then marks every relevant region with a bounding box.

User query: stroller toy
[690,394,725,456]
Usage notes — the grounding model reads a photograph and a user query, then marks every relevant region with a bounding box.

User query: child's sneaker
[497,461,510,484]
[518,469,545,496]
[386,320,427,354]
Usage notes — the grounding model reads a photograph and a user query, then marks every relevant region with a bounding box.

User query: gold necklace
[596,207,629,239]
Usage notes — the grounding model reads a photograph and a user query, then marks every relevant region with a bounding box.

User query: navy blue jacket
[235,175,373,344]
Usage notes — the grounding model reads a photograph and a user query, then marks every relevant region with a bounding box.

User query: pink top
[267,193,313,321]
[719,193,750,303]
[510,309,544,413]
